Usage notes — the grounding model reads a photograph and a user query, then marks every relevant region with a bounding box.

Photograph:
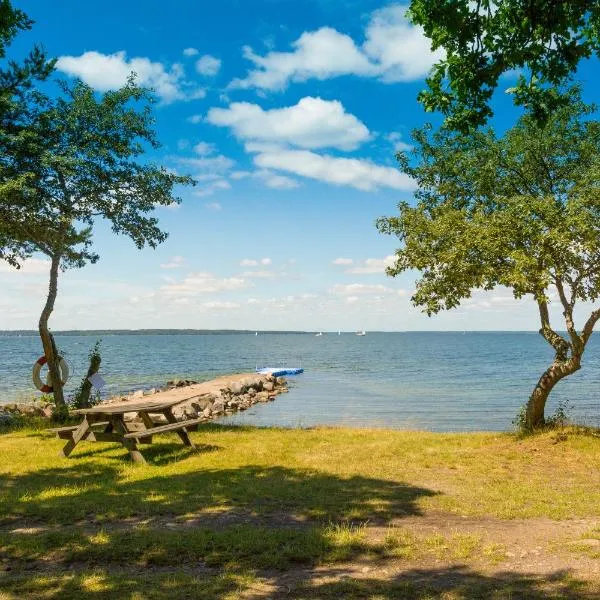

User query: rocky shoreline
[0,372,289,426]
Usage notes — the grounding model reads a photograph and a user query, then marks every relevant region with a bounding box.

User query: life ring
[32,356,69,393]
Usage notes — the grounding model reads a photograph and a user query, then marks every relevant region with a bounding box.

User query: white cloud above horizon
[230,4,443,91]
[196,54,222,76]
[253,148,415,191]
[207,97,370,151]
[56,50,205,102]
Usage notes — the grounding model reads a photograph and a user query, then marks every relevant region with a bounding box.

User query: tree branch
[554,278,583,352]
[537,298,570,361]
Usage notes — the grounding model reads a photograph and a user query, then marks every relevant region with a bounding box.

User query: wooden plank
[71,397,194,415]
[163,407,195,448]
[112,417,146,464]
[61,417,91,457]
[123,418,205,439]
[49,421,110,434]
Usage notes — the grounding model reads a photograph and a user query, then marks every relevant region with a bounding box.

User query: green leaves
[378,90,600,317]
[409,0,600,131]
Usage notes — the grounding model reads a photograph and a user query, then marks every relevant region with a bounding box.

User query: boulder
[212,400,225,414]
[276,377,287,386]
[202,407,212,418]
[247,387,257,397]
[229,381,243,395]
[263,381,274,392]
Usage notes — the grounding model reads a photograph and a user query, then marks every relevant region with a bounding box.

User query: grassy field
[1,422,599,598]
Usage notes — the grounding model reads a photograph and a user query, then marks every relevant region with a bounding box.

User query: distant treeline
[0,329,309,336]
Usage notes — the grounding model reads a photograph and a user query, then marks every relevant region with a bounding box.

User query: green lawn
[1,423,599,598]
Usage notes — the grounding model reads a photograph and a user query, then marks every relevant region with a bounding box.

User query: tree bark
[525,358,580,430]
[38,252,66,412]
[76,348,101,409]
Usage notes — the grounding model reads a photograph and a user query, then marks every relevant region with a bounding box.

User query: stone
[247,387,257,397]
[41,405,54,419]
[212,400,225,414]
[229,382,243,395]
[202,407,212,418]
[263,381,274,392]
[276,377,287,386]
[132,390,144,398]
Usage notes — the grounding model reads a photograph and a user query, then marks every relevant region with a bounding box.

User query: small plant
[546,398,573,429]
[69,340,102,410]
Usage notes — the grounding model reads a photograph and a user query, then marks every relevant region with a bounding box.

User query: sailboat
[338,331,341,336]
[356,331,366,336]
[315,332,323,337]
[255,331,258,336]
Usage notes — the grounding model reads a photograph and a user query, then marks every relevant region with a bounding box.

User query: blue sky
[1,1,598,331]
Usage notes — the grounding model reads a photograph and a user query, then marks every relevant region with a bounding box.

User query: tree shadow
[0,460,436,526]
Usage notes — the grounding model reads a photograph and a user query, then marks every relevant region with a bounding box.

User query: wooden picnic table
[50,398,204,464]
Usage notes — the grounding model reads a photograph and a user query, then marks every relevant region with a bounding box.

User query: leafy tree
[377,90,600,430]
[0,0,55,267]
[409,0,600,131]
[3,78,193,411]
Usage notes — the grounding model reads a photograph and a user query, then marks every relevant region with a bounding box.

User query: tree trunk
[76,348,101,409]
[38,253,66,412]
[525,359,580,430]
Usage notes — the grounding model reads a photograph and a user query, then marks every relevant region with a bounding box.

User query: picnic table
[49,398,204,464]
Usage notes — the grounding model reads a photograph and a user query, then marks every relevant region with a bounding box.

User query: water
[1,332,599,431]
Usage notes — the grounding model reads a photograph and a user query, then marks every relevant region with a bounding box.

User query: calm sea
[1,332,599,431]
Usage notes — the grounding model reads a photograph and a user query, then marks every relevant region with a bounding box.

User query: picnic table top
[71,397,190,415]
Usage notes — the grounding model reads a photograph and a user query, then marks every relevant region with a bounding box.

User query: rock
[229,382,243,395]
[184,407,198,419]
[132,390,144,398]
[41,405,54,419]
[212,400,225,414]
[202,407,212,418]
[247,387,257,397]
[263,381,274,392]
[146,388,157,395]
[276,377,287,386]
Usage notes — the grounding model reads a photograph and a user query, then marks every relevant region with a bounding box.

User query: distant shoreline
[0,329,541,336]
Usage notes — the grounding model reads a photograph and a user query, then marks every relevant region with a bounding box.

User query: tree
[377,91,600,430]
[0,0,55,267]
[3,78,193,411]
[408,0,600,131]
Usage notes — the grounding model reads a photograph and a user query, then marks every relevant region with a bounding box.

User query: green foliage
[408,0,600,130]
[2,77,194,270]
[69,340,102,410]
[378,89,600,317]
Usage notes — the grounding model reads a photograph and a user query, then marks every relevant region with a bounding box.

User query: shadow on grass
[0,565,597,599]
[0,457,436,525]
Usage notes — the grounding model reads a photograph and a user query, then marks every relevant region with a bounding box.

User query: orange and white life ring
[32,356,69,393]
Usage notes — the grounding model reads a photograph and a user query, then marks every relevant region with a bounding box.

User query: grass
[0,423,599,598]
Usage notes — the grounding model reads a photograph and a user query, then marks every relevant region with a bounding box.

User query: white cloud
[207,97,370,151]
[330,283,396,295]
[261,258,272,265]
[230,4,442,91]
[56,51,205,102]
[160,256,185,269]
[240,259,258,266]
[0,258,50,275]
[345,255,396,274]
[253,148,415,191]
[386,131,412,152]
[203,301,240,309]
[194,179,231,197]
[183,47,199,57]
[332,258,354,266]
[178,155,235,173]
[160,272,250,296]
[242,270,278,278]
[194,141,216,156]
[230,27,374,90]
[205,202,222,211]
[196,54,222,76]
[188,114,203,124]
[252,169,299,189]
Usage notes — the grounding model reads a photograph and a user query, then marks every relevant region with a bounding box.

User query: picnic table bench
[49,398,204,464]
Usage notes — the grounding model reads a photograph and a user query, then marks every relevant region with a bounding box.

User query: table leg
[113,417,146,464]
[61,416,92,457]
[163,408,195,449]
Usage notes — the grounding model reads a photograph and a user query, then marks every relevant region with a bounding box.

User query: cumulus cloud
[386,131,412,152]
[207,97,370,151]
[194,179,231,197]
[345,255,396,274]
[183,47,199,57]
[240,259,258,266]
[230,4,443,91]
[330,283,396,295]
[205,202,223,211]
[160,272,250,296]
[56,50,205,102]
[0,258,50,275]
[188,114,203,124]
[194,141,216,156]
[332,258,354,265]
[196,54,222,76]
[160,256,185,269]
[253,148,415,191]
[261,258,272,265]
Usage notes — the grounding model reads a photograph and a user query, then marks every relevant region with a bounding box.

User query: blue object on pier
[256,367,304,376]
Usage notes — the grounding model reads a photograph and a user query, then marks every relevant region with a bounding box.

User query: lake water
[1,332,599,431]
